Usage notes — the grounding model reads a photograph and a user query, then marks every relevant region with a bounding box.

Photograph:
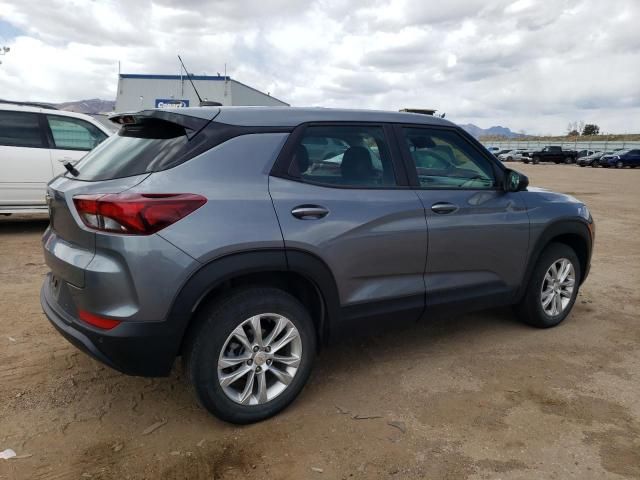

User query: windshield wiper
[64,162,79,177]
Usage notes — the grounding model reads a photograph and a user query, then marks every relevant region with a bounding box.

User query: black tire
[515,243,581,328]
[533,156,540,165]
[616,160,623,169]
[564,156,573,164]
[184,287,317,424]
[507,156,513,162]
[591,162,598,168]
[578,163,585,167]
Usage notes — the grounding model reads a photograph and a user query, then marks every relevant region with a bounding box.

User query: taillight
[73,193,206,235]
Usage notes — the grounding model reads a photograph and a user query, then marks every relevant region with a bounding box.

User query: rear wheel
[515,243,580,328]
[616,160,624,169]
[184,287,316,424]
[564,156,573,164]
[533,156,540,165]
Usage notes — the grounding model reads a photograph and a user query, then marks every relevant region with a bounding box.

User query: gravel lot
[1,164,639,479]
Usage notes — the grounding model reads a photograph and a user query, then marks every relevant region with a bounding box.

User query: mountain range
[55,98,115,114]
[459,124,524,138]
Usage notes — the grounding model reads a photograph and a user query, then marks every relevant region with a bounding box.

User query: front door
[44,114,108,176]
[269,123,428,320]
[397,125,530,308]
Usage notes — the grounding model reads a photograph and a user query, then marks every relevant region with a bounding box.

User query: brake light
[73,193,206,235]
[78,310,121,330]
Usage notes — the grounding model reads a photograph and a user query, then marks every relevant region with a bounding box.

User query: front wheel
[533,156,540,165]
[616,160,624,169]
[515,243,581,328]
[184,287,317,424]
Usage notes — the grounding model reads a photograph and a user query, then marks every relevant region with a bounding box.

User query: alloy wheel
[217,313,302,405]
[540,258,575,317]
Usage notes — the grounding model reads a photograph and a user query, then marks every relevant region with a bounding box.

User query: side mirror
[504,170,529,192]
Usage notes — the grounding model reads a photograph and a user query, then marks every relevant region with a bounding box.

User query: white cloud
[0,0,638,134]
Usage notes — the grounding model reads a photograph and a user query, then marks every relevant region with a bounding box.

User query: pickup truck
[525,146,578,164]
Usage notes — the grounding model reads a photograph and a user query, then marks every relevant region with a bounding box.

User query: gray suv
[40,107,594,423]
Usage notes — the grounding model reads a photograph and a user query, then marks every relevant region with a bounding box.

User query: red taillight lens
[78,310,121,330]
[73,193,206,235]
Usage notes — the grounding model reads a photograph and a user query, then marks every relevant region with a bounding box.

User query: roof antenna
[177,55,221,107]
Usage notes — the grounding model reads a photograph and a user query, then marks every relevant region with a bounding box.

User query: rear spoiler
[108,109,220,139]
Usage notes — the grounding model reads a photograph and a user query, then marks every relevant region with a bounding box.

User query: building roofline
[119,73,290,106]
[119,73,230,81]
[230,79,289,106]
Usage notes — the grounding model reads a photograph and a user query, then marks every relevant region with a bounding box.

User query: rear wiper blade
[64,162,79,177]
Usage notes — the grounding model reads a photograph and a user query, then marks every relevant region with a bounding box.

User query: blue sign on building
[155,99,190,108]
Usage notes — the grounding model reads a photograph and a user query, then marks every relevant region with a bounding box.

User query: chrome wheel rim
[217,313,302,405]
[540,258,575,317]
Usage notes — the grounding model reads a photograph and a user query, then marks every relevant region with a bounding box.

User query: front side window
[402,127,495,189]
[0,110,44,148]
[46,115,107,151]
[289,125,396,187]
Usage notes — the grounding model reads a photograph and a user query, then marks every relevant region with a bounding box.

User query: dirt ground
[1,164,639,480]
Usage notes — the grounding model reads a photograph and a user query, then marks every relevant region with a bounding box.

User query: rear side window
[288,125,397,187]
[46,115,107,151]
[0,110,45,148]
[73,118,191,181]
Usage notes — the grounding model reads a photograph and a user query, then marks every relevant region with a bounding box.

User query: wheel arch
[170,249,341,357]
[517,219,592,302]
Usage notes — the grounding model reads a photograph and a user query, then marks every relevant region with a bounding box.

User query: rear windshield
[72,118,192,181]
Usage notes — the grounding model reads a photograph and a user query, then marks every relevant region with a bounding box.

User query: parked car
[498,149,529,162]
[486,146,500,155]
[0,101,111,215]
[526,146,578,164]
[40,107,594,424]
[599,149,640,168]
[577,149,597,159]
[494,148,511,158]
[577,151,605,167]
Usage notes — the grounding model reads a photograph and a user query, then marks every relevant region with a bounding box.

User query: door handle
[431,202,458,214]
[291,205,329,220]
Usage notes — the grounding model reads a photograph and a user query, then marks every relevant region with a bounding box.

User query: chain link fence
[479,139,640,152]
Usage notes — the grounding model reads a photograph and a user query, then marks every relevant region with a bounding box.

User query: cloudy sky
[0,0,638,134]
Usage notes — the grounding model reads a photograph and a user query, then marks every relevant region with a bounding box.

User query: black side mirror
[504,170,529,192]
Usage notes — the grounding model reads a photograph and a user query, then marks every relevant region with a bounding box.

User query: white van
[0,101,113,214]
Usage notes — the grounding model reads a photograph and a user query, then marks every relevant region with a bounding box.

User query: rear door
[396,125,530,309]
[269,123,428,320]
[0,109,52,206]
[44,114,108,176]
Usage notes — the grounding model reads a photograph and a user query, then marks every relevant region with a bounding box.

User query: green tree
[582,124,600,136]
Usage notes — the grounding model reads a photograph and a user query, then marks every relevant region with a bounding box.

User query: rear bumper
[41,276,179,377]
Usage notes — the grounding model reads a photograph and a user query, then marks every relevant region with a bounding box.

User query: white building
[115,74,288,112]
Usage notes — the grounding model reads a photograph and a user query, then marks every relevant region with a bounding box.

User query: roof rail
[400,108,437,115]
[0,99,59,110]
